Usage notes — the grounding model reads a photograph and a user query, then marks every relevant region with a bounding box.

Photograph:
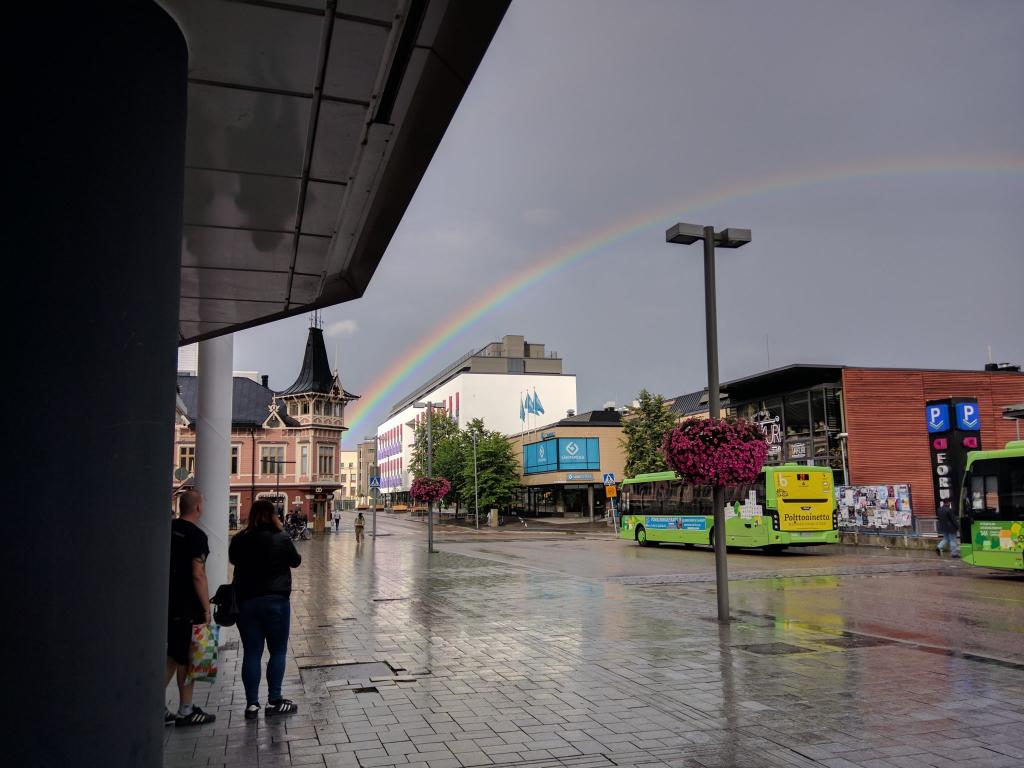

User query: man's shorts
[167,618,195,666]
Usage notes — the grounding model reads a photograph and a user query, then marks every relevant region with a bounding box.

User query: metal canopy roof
[164,0,508,344]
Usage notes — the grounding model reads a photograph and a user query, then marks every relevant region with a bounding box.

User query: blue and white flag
[525,391,537,415]
[533,388,544,415]
[519,395,525,422]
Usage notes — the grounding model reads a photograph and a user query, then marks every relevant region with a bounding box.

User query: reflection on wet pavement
[165,520,1024,768]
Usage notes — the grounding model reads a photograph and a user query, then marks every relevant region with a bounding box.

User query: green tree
[410,409,464,507]
[621,389,677,477]
[462,418,520,514]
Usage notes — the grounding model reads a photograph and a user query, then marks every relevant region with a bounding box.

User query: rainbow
[343,152,1024,439]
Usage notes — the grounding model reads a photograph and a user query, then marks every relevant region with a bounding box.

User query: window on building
[301,401,309,415]
[231,445,240,475]
[339,473,347,483]
[314,400,322,415]
[318,445,335,475]
[261,445,285,475]
[300,444,309,476]
[228,494,239,528]
[178,445,195,473]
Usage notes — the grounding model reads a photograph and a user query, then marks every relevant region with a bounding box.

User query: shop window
[784,393,810,439]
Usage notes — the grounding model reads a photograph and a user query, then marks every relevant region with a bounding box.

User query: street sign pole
[369,472,381,537]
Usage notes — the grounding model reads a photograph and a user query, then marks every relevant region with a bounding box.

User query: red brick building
[725,364,1024,528]
[174,327,358,531]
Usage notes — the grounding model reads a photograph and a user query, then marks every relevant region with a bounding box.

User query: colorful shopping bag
[187,623,219,684]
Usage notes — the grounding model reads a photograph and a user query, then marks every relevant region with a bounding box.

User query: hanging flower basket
[410,476,451,504]
[662,417,768,487]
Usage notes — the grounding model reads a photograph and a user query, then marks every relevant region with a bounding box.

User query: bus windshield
[965,457,1024,521]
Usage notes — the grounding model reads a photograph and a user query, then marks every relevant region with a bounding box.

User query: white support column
[196,334,234,594]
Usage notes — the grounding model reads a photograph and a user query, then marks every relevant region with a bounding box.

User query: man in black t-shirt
[164,490,216,726]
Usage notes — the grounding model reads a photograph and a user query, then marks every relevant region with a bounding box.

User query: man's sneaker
[951,552,960,558]
[164,710,176,726]
[244,704,260,720]
[265,699,298,717]
[175,706,216,727]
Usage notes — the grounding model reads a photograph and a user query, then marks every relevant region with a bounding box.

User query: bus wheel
[708,527,715,550]
[636,526,648,546]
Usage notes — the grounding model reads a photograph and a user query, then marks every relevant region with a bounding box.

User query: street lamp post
[666,222,751,622]
[471,431,480,530]
[413,400,445,553]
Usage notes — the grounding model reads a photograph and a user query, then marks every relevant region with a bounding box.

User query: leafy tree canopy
[621,388,677,478]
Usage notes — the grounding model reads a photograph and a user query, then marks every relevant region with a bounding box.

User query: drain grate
[372,597,407,602]
[820,634,894,649]
[736,642,814,655]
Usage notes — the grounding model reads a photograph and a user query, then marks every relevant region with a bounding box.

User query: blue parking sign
[955,401,980,431]
[925,404,949,433]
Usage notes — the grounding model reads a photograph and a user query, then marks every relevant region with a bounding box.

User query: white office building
[376,335,577,495]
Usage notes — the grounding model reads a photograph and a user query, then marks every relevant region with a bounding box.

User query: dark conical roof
[279,327,335,395]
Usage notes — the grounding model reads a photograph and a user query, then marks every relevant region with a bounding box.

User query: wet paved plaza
[165,517,1024,767]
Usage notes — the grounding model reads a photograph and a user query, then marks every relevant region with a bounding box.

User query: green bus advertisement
[619,464,838,550]
[959,441,1024,571]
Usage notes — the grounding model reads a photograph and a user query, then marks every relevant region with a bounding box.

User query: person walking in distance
[354,511,365,543]
[936,499,960,558]
[165,490,216,726]
[230,499,302,720]
[332,507,341,534]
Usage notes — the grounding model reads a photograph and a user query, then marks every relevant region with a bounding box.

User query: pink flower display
[662,417,769,487]
[410,476,451,503]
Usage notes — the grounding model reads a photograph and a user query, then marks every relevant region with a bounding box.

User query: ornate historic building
[175,326,358,532]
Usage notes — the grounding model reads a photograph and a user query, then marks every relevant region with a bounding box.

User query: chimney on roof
[261,375,269,388]
[566,409,575,417]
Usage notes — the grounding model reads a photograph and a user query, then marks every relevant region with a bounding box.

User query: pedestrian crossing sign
[369,477,381,489]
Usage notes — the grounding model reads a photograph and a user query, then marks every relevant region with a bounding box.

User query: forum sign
[925,398,981,513]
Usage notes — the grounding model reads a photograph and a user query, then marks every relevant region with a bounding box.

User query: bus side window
[756,473,767,508]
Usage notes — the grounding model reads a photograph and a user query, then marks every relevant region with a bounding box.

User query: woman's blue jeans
[237,595,291,706]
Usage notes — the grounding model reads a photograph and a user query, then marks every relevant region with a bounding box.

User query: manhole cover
[820,634,894,649]
[736,642,814,655]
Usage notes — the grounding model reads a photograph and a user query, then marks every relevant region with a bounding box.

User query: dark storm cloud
[234,0,1024,445]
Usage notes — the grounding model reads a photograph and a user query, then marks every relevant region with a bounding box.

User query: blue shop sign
[558,438,600,469]
[523,438,558,474]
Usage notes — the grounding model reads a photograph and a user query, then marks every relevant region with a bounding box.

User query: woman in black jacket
[229,500,302,720]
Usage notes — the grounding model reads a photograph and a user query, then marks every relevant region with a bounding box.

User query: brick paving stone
[163,533,1024,768]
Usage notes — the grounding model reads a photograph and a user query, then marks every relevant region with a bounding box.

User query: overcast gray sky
[234,0,1024,447]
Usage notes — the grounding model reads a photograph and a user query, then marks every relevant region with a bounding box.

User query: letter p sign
[926,404,949,433]
[955,401,980,431]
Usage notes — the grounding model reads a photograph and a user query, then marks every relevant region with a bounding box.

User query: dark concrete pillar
[8,3,186,765]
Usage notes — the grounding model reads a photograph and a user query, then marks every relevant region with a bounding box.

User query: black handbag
[211,583,240,627]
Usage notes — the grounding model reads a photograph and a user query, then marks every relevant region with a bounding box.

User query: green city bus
[959,441,1024,571]
[619,465,838,550]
